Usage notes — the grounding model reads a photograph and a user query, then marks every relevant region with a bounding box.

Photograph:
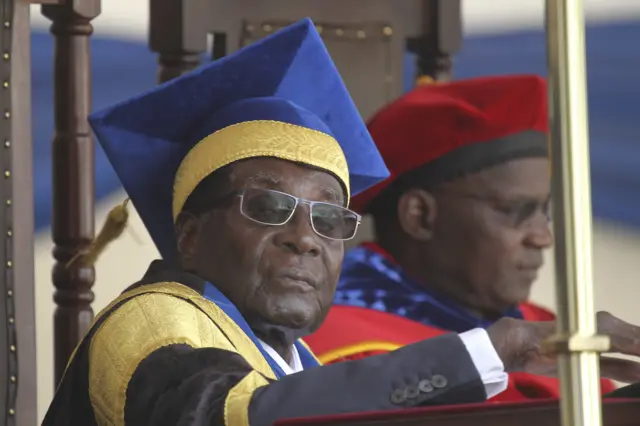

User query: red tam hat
[351,74,549,214]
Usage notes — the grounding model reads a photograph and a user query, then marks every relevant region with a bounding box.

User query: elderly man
[43,20,640,426]
[305,76,618,401]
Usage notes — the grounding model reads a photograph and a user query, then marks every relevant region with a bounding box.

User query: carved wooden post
[41,0,101,386]
[408,0,463,81]
[149,0,210,84]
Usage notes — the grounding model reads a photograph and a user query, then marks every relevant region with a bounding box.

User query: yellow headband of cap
[172,120,350,220]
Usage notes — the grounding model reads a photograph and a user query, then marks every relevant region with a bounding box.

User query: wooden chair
[150,0,462,117]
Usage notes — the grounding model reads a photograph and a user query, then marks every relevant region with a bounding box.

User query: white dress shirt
[458,328,509,398]
[259,328,508,399]
[258,339,304,375]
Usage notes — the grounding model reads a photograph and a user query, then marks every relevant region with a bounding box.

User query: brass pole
[545,1,610,426]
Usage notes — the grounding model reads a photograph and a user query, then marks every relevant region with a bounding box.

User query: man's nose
[525,219,554,249]
[274,207,321,256]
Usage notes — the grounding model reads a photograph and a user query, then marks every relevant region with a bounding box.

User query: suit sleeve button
[390,388,407,404]
[405,385,419,399]
[418,379,434,393]
[432,374,448,389]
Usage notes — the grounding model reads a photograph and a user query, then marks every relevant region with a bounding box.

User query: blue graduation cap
[88,18,389,261]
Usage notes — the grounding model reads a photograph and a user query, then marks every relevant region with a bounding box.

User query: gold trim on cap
[173,120,350,220]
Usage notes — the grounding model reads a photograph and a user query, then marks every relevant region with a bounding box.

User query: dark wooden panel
[150,0,462,117]
[10,1,37,424]
[239,19,395,120]
[0,0,12,417]
[208,0,415,119]
[205,0,462,118]
[0,1,18,424]
[0,1,36,424]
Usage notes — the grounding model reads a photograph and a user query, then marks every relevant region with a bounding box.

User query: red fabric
[306,306,447,358]
[350,74,548,213]
[305,304,616,402]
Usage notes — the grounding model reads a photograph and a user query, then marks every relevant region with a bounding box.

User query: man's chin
[267,293,321,326]
[248,307,318,340]
[517,267,540,284]
[501,286,533,310]
[269,310,316,332]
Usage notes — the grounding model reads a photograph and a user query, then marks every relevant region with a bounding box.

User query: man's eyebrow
[246,172,282,186]
[321,187,342,204]
[496,190,551,201]
[486,193,552,208]
[246,172,344,203]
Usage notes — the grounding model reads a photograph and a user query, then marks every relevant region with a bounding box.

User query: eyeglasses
[236,188,361,241]
[435,190,551,227]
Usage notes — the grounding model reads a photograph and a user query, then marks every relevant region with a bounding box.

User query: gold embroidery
[172,120,350,219]
[53,283,195,396]
[86,281,276,425]
[317,341,401,364]
[224,370,270,426]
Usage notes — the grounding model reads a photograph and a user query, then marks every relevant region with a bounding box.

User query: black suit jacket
[41,261,486,426]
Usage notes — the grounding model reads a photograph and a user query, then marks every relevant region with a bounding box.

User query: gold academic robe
[41,261,488,426]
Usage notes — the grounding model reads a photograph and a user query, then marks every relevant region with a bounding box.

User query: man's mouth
[277,268,318,290]
[518,265,542,281]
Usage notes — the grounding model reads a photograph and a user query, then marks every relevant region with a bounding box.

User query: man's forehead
[228,158,344,200]
[448,157,550,197]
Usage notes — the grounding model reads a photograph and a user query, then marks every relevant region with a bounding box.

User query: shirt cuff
[459,328,509,399]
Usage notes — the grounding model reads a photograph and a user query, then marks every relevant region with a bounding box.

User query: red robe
[306,303,616,402]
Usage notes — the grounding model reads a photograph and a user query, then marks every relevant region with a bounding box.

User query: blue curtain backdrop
[32,21,640,230]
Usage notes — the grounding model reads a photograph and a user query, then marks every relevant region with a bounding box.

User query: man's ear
[174,211,202,267]
[396,188,437,242]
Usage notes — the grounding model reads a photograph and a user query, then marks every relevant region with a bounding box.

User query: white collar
[258,339,304,375]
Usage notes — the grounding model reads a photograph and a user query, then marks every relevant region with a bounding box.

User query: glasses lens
[310,203,359,240]
[241,188,297,225]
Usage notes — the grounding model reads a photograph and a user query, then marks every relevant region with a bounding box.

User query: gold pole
[544,1,611,426]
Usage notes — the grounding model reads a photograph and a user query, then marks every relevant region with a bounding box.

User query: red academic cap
[352,74,549,214]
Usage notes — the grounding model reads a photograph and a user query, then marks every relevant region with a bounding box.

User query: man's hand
[487,311,640,383]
